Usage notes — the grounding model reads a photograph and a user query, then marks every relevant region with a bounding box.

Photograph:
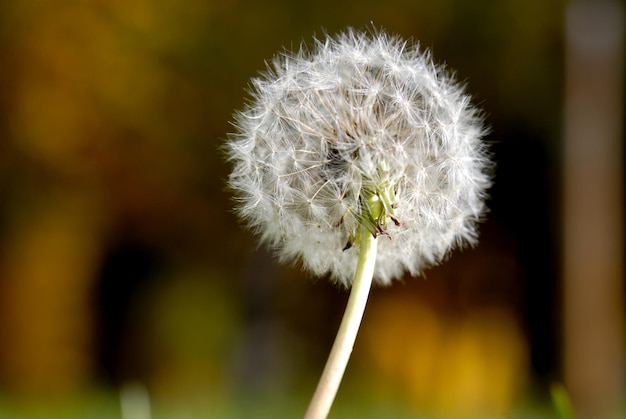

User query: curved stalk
[303,226,378,419]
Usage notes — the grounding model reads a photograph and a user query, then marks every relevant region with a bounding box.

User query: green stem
[303,225,378,419]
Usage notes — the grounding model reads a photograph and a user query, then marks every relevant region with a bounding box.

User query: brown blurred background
[0,0,623,418]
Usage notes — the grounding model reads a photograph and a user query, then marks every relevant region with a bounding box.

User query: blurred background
[0,0,623,418]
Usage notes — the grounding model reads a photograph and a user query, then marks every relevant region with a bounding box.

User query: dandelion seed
[226,28,491,287]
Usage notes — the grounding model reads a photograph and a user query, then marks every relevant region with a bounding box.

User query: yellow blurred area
[7,0,204,175]
[1,0,227,403]
[0,0,622,417]
[362,300,527,416]
[0,190,105,394]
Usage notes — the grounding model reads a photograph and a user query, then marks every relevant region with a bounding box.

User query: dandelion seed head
[226,28,492,287]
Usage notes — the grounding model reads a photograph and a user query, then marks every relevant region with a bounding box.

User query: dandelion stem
[304,224,378,419]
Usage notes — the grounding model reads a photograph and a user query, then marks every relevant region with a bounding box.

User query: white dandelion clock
[226,28,491,418]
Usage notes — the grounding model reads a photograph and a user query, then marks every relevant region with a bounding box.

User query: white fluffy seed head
[226,28,492,287]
